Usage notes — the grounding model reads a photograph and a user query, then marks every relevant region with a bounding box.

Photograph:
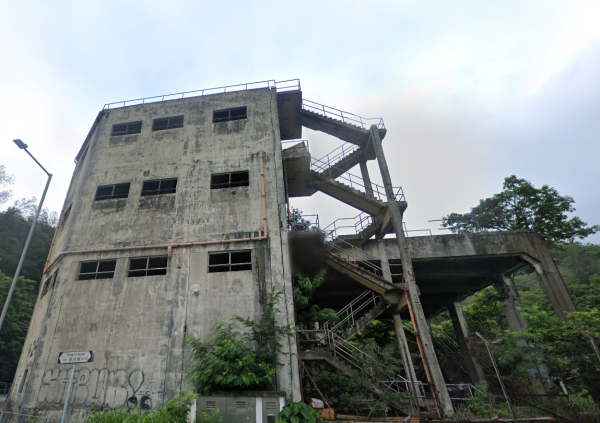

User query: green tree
[442,175,599,248]
[0,271,38,382]
[288,207,317,232]
[0,165,14,206]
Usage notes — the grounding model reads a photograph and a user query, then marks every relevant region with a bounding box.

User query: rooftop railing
[302,99,385,129]
[103,79,300,110]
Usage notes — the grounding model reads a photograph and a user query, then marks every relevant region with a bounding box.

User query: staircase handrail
[302,99,385,129]
[314,142,360,170]
[323,290,382,333]
[311,158,405,202]
[299,329,422,403]
[326,238,387,277]
[322,212,373,241]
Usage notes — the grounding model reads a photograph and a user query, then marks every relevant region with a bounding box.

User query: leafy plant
[198,409,223,423]
[288,207,317,232]
[187,289,295,394]
[293,270,337,327]
[85,390,196,423]
[277,401,325,423]
[442,175,599,248]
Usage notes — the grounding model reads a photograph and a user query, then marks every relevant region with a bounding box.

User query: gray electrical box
[197,392,284,423]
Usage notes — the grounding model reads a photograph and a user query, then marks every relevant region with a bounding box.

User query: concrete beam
[447,301,486,384]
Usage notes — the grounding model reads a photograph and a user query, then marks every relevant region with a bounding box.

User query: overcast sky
[1,0,598,243]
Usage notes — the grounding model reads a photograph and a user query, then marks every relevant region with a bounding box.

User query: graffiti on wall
[37,368,162,410]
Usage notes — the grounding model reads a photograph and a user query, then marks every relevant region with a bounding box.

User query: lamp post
[0,140,52,332]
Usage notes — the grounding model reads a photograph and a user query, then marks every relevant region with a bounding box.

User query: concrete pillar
[522,236,576,320]
[446,301,486,384]
[369,126,454,420]
[378,244,420,396]
[359,160,375,198]
[492,275,554,395]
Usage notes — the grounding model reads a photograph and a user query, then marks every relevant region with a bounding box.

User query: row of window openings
[75,251,252,280]
[110,107,248,136]
[95,172,249,202]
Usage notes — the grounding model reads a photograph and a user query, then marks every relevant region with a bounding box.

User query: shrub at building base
[85,390,196,423]
[277,401,325,423]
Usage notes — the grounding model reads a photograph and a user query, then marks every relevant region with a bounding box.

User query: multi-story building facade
[8,79,577,421]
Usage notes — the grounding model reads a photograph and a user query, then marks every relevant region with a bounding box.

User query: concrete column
[369,126,454,420]
[378,244,420,395]
[492,275,554,395]
[446,301,486,384]
[359,160,375,198]
[522,236,576,320]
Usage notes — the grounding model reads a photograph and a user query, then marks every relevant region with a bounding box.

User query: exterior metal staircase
[299,99,387,147]
[323,290,393,342]
[299,329,424,415]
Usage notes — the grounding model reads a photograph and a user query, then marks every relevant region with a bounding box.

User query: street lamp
[0,140,52,332]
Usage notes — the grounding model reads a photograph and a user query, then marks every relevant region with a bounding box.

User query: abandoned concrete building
[7,79,578,420]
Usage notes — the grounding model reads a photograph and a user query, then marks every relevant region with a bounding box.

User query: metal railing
[311,158,405,202]
[314,142,360,170]
[0,411,81,423]
[103,79,300,110]
[326,238,387,278]
[322,212,373,241]
[302,99,385,129]
[323,290,383,333]
[281,139,310,154]
[299,329,423,411]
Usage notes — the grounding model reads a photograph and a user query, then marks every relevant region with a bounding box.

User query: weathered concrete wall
[10,88,300,419]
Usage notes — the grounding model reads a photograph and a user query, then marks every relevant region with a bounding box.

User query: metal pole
[476,332,517,423]
[61,362,76,423]
[0,146,52,332]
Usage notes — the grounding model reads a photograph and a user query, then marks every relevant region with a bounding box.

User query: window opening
[42,270,58,296]
[141,178,177,196]
[78,260,117,280]
[111,121,142,136]
[152,115,184,131]
[94,183,131,201]
[60,204,72,229]
[128,256,168,277]
[210,171,249,189]
[213,106,247,123]
[208,251,252,273]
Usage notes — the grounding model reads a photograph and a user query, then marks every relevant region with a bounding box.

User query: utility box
[197,392,285,423]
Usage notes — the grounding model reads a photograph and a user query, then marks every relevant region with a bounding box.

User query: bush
[85,390,196,423]
[277,401,325,423]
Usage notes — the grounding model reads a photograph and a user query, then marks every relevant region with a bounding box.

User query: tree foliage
[0,271,38,382]
[293,270,337,327]
[0,165,14,206]
[442,175,599,248]
[288,207,317,232]
[277,401,325,423]
[186,290,295,394]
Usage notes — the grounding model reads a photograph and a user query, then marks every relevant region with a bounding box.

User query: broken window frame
[212,106,247,123]
[94,183,131,201]
[41,270,58,297]
[141,178,178,196]
[208,250,252,273]
[77,260,117,280]
[210,171,249,190]
[111,121,142,136]
[152,115,184,131]
[127,256,168,277]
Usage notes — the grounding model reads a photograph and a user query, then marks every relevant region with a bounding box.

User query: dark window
[213,106,247,123]
[128,256,168,277]
[152,115,184,131]
[42,270,58,296]
[208,251,252,273]
[78,260,116,280]
[94,183,131,201]
[111,121,142,136]
[210,171,249,189]
[141,178,177,196]
[60,205,72,230]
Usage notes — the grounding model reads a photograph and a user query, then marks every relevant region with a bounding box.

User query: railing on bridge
[302,99,385,129]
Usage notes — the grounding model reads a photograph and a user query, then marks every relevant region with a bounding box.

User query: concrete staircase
[340,301,392,341]
[315,148,366,180]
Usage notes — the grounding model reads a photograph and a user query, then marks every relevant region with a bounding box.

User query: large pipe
[44,151,270,276]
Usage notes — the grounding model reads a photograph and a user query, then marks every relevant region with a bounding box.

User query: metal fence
[0,383,10,395]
